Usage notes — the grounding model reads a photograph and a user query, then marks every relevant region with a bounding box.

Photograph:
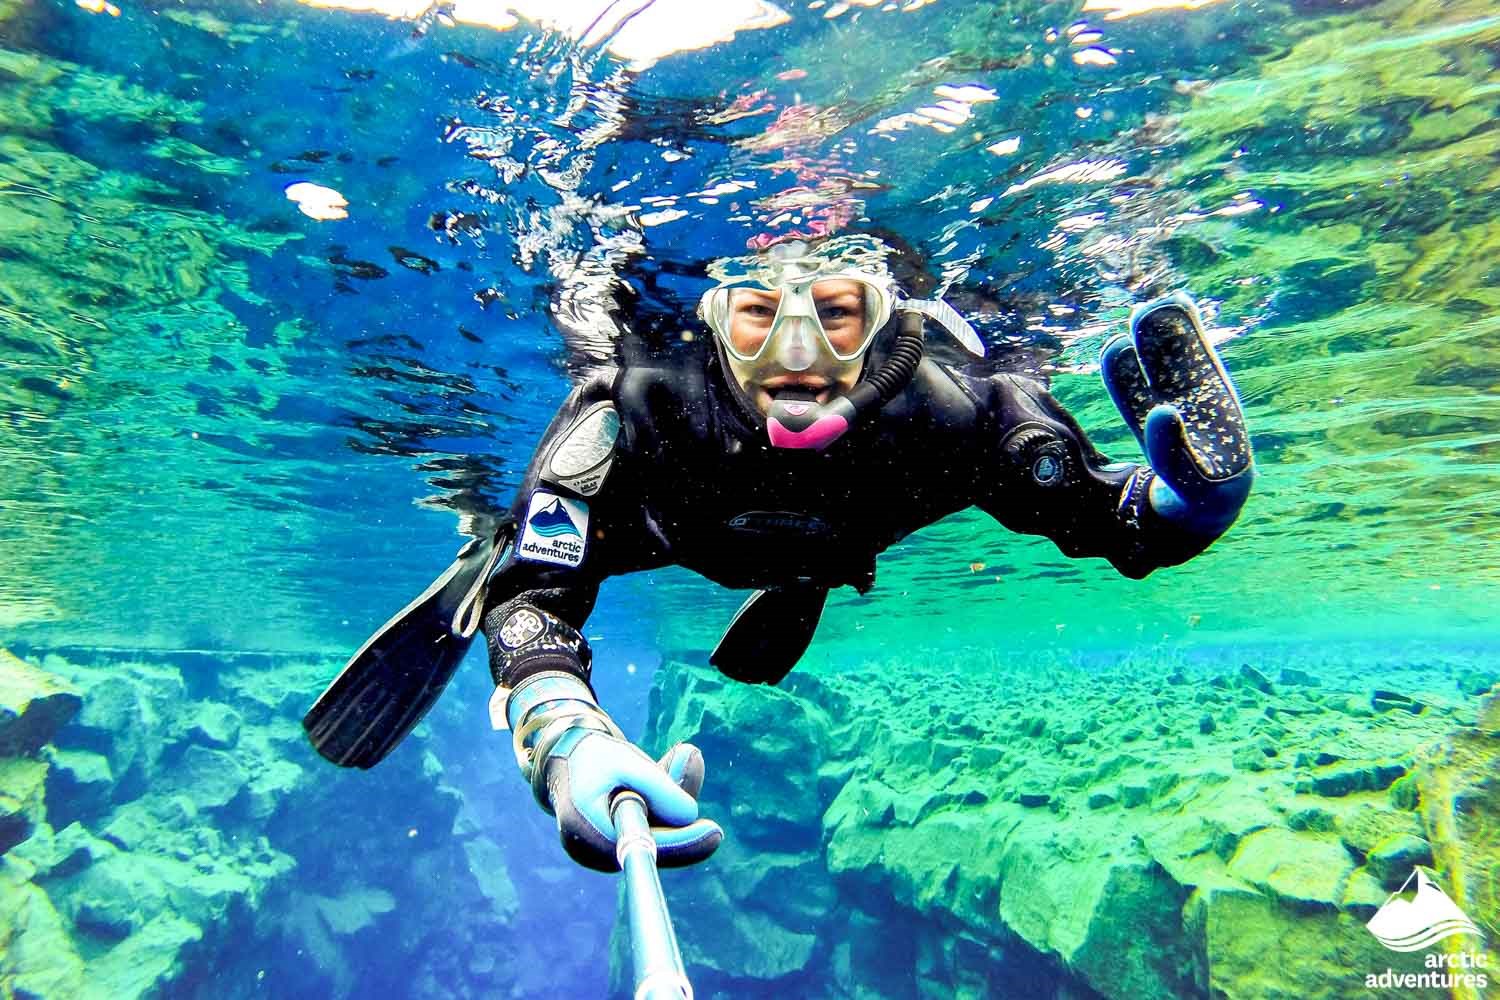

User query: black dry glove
[1100,290,1254,535]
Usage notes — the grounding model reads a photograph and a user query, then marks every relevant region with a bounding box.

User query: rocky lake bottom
[2,643,1496,999]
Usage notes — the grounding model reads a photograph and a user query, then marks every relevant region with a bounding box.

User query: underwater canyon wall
[626,652,1499,1000]
[0,647,519,1000]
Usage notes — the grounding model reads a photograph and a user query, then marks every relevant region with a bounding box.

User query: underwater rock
[1015,787,1051,808]
[186,702,242,749]
[1278,667,1321,687]
[1455,667,1498,697]
[1370,689,1424,714]
[1226,827,1353,908]
[460,838,520,920]
[969,744,1005,771]
[84,912,203,999]
[1364,833,1433,887]
[1412,686,1499,947]
[99,797,191,852]
[163,744,249,812]
[0,757,49,856]
[1230,744,1268,772]
[60,674,155,789]
[245,757,303,822]
[715,843,835,927]
[1334,800,1421,858]
[1340,867,1390,917]
[0,649,82,757]
[311,887,397,936]
[12,821,115,880]
[43,748,113,826]
[661,666,832,848]
[51,848,170,939]
[1285,803,1336,833]
[1237,664,1275,695]
[635,652,1485,1000]
[0,875,86,999]
[1188,879,1408,999]
[0,647,528,1000]
[1301,760,1407,797]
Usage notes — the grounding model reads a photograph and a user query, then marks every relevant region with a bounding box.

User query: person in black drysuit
[463,235,1256,874]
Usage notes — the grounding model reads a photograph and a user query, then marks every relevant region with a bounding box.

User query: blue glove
[1100,291,1254,536]
[539,730,723,873]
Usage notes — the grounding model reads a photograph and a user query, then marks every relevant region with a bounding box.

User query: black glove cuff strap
[484,598,594,690]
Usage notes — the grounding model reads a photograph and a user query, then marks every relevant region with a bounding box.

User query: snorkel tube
[766,309,927,450]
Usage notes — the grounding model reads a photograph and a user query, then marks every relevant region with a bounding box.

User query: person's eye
[742,303,775,318]
[819,305,853,321]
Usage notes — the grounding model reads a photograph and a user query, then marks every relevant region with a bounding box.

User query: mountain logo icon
[527,498,581,539]
[1366,868,1485,952]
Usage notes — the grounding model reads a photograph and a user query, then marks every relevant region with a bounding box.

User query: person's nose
[777,317,817,371]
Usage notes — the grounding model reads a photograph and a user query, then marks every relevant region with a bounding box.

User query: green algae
[628,649,1495,998]
[0,647,524,1000]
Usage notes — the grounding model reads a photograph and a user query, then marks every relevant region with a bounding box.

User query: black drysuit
[479,348,1216,688]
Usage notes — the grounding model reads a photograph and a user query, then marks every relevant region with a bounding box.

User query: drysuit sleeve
[974,373,1217,579]
[478,370,623,689]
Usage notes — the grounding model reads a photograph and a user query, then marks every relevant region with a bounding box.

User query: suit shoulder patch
[545,402,619,497]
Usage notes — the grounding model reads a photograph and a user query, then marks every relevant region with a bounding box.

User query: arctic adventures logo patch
[1362,868,1489,991]
[517,491,589,568]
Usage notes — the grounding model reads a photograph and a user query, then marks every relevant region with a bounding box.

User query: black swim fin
[710,585,827,685]
[304,523,512,768]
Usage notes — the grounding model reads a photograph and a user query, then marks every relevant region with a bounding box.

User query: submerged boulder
[186,702,242,750]
[0,758,49,856]
[0,877,86,999]
[0,649,82,757]
[630,648,1482,1000]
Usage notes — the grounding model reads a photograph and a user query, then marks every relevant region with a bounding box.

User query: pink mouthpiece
[768,414,850,450]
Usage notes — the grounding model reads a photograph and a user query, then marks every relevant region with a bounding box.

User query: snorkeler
[305,234,1254,873]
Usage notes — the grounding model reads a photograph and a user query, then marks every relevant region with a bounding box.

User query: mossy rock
[185,702,242,750]
[43,747,113,826]
[80,913,202,1000]
[1189,882,1425,999]
[1335,801,1421,858]
[1225,828,1353,908]
[0,649,81,756]
[161,745,248,812]
[1364,834,1433,888]
[0,757,48,855]
[0,877,85,998]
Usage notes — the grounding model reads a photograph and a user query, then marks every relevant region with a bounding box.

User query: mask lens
[809,279,876,360]
[719,286,780,361]
[706,274,892,366]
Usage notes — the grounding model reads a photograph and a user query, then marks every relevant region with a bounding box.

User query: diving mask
[697,235,987,450]
[697,238,898,395]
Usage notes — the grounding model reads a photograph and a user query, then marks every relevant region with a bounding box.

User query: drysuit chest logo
[1033,454,1062,484]
[727,510,831,536]
[518,491,589,568]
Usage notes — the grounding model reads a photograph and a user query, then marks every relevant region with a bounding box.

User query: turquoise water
[2,0,1497,997]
